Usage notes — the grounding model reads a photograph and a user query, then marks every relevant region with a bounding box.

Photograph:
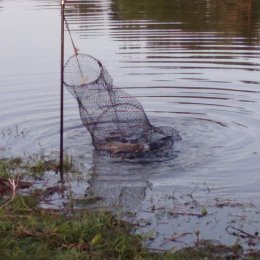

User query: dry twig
[0,178,18,208]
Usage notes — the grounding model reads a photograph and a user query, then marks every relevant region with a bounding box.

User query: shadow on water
[87,153,152,211]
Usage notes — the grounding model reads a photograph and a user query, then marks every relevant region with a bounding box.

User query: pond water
[0,0,260,250]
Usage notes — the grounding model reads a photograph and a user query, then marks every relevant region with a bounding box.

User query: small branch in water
[187,186,199,199]
[39,185,67,201]
[164,232,192,245]
[169,211,212,218]
[215,200,254,208]
[226,225,260,241]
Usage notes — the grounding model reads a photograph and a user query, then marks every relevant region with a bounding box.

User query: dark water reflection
[0,0,260,250]
[66,0,260,42]
[113,0,259,41]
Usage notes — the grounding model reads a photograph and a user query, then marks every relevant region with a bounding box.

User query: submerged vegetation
[0,157,260,260]
[0,154,76,180]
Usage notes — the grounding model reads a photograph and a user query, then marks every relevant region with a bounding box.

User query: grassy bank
[0,195,146,260]
[0,157,259,260]
[2,194,258,260]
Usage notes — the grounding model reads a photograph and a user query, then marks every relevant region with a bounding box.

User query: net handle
[64,15,85,83]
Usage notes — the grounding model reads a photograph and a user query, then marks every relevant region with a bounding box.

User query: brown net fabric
[64,54,177,156]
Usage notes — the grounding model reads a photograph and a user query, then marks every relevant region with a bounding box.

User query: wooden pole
[60,0,65,182]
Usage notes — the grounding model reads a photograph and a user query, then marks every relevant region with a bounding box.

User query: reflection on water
[112,0,259,42]
[66,0,260,44]
[0,0,260,250]
[87,153,150,211]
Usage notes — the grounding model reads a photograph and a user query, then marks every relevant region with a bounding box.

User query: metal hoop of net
[64,53,177,156]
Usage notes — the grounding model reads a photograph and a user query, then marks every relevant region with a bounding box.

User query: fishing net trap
[63,53,178,157]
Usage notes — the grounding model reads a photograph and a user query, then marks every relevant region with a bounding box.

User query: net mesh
[64,53,177,156]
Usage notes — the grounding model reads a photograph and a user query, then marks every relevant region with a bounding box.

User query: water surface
[0,0,260,250]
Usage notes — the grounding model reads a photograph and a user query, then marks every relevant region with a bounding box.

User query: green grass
[0,157,260,260]
[0,195,146,260]
[0,154,77,180]
[1,195,258,260]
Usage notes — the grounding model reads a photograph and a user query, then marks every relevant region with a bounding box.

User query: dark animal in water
[96,142,150,155]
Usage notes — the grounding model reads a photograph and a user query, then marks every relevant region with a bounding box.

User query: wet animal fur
[97,142,150,155]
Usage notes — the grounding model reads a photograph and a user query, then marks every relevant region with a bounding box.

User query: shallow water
[0,0,260,250]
